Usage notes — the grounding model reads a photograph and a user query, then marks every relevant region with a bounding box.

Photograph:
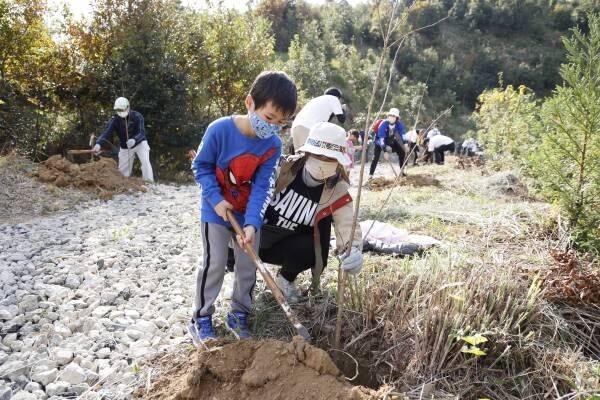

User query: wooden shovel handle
[225,209,311,341]
[226,210,258,259]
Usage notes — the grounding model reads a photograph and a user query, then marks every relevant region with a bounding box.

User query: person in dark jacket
[93,97,154,182]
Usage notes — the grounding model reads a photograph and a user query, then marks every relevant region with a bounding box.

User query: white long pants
[118,140,154,182]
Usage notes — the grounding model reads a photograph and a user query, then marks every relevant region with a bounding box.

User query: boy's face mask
[117,110,129,118]
[249,112,281,139]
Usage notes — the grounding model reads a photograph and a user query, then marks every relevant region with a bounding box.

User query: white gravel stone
[9,340,24,352]
[68,383,90,395]
[11,391,37,400]
[30,367,58,386]
[45,381,69,397]
[96,348,111,359]
[31,390,46,400]
[64,274,81,290]
[0,307,18,321]
[24,382,41,392]
[0,384,11,400]
[18,295,38,313]
[54,349,74,366]
[91,306,112,319]
[124,309,140,319]
[59,363,88,385]
[52,322,71,338]
[0,360,28,380]
[44,312,59,321]
[124,328,143,340]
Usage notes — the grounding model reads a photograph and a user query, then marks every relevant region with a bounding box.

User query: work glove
[93,144,101,155]
[385,145,392,152]
[375,138,385,148]
[126,139,136,149]
[340,247,363,275]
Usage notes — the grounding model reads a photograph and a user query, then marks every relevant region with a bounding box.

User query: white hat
[297,122,350,166]
[114,97,130,110]
[388,107,400,118]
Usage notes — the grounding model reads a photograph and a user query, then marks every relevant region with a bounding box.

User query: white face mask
[304,156,339,181]
[117,110,129,118]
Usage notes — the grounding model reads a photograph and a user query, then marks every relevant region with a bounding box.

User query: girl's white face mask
[117,110,129,118]
[305,156,338,181]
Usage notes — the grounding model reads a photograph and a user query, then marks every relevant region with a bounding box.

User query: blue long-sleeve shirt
[376,120,406,144]
[192,116,281,230]
[96,111,147,149]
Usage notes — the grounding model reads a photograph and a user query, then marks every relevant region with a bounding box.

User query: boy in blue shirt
[189,71,297,342]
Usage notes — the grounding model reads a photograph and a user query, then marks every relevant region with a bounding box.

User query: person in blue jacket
[93,97,154,182]
[368,107,407,179]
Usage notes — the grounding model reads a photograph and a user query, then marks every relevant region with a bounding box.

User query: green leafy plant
[529,13,600,251]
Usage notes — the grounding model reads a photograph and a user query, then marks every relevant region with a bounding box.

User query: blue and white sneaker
[226,311,251,339]
[187,315,217,343]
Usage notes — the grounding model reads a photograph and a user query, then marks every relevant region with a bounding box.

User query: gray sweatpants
[193,222,260,319]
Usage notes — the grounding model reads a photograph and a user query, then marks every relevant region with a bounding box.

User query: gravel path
[0,184,209,399]
[0,161,401,400]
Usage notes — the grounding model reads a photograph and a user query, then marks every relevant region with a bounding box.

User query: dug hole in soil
[368,174,440,191]
[33,155,146,195]
[138,337,389,400]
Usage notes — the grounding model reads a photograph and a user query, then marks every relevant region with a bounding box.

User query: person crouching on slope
[260,122,363,303]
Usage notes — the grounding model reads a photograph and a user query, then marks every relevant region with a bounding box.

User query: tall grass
[326,251,599,399]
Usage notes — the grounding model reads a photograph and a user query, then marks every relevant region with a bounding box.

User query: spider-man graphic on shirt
[215,148,277,213]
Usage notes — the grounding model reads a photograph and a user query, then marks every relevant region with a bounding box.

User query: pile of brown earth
[33,155,146,194]
[137,337,388,400]
[368,174,440,191]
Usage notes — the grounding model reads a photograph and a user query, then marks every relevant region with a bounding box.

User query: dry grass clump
[322,252,599,399]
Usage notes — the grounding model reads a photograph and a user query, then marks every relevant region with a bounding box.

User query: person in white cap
[93,97,154,182]
[368,107,407,179]
[259,121,363,303]
[290,87,347,153]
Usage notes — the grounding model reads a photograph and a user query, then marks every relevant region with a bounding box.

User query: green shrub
[472,82,541,165]
[528,14,600,252]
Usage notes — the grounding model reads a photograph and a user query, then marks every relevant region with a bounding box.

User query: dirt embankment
[138,337,387,400]
[34,155,146,193]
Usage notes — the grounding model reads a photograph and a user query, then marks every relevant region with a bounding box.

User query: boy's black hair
[348,129,360,138]
[249,71,297,118]
[324,87,343,98]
